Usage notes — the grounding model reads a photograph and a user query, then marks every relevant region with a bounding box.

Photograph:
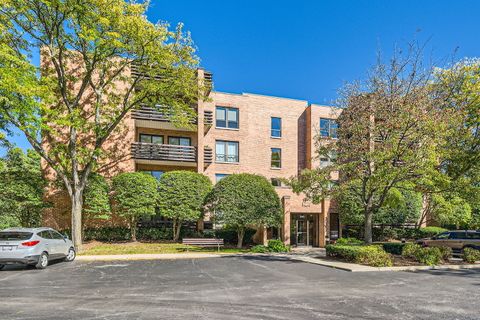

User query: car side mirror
[63,234,69,240]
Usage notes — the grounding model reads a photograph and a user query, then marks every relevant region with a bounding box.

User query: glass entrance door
[291,214,316,246]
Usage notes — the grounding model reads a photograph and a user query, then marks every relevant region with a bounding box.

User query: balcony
[130,63,212,94]
[132,142,213,166]
[132,106,214,130]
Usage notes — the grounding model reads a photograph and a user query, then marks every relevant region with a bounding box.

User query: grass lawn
[78,241,250,256]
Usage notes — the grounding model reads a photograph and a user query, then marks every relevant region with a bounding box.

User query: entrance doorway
[291,214,316,247]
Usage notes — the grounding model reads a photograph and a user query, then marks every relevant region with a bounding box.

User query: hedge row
[64,227,257,245]
[326,244,393,267]
[401,243,452,266]
[343,226,448,242]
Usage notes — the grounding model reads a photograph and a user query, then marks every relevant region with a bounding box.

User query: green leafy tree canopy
[207,173,282,248]
[157,171,213,241]
[112,172,158,241]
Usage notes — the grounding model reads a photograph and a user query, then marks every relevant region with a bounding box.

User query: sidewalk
[288,255,480,272]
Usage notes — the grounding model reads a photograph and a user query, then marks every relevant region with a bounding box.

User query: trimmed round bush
[326,244,393,267]
[414,247,442,266]
[463,247,480,263]
[401,243,421,259]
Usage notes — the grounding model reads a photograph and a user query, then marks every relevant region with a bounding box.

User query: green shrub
[438,246,453,261]
[326,244,393,267]
[267,239,290,252]
[250,245,269,253]
[401,243,421,259]
[463,247,480,263]
[416,227,448,239]
[414,247,442,266]
[336,237,364,245]
[381,242,406,255]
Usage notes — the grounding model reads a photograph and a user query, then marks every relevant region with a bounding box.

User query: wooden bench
[182,238,224,252]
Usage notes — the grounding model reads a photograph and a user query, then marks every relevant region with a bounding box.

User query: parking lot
[1,256,479,320]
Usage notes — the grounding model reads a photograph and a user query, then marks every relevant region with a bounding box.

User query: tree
[157,171,212,241]
[83,173,111,229]
[289,44,449,243]
[0,147,47,229]
[0,0,204,249]
[207,174,282,248]
[112,172,158,241]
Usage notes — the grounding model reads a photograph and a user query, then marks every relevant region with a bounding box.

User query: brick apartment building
[43,68,341,248]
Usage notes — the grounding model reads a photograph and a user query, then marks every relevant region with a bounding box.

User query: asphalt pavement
[1,255,479,320]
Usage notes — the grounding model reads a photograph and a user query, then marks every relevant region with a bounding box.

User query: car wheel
[0,264,5,271]
[65,247,76,262]
[35,252,49,269]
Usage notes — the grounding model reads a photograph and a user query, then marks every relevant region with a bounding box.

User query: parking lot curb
[288,256,480,272]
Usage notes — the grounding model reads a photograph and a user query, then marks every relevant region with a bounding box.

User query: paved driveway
[1,256,479,320]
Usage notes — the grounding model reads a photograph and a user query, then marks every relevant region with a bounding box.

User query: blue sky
[5,0,480,151]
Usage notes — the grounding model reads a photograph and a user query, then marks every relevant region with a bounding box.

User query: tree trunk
[71,190,83,251]
[131,217,137,242]
[237,228,245,249]
[174,220,182,242]
[364,208,373,244]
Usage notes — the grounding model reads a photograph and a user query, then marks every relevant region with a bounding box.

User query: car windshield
[0,232,33,241]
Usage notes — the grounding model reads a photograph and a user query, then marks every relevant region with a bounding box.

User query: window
[449,232,466,240]
[141,170,164,180]
[271,178,282,187]
[37,231,52,239]
[271,148,281,168]
[215,141,239,163]
[320,118,338,138]
[320,151,337,168]
[0,232,32,240]
[168,136,191,146]
[50,230,64,240]
[216,107,239,129]
[271,117,282,138]
[436,232,450,240]
[215,173,229,183]
[466,232,480,239]
[139,134,163,144]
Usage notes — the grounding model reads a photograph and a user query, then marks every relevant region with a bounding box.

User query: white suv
[0,227,76,270]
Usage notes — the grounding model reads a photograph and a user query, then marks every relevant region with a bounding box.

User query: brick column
[197,218,204,232]
[282,196,291,246]
[319,199,330,247]
[196,69,205,173]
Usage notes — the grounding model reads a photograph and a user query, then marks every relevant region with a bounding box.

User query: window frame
[271,148,282,169]
[168,136,191,146]
[215,173,229,183]
[271,117,282,138]
[215,106,239,130]
[319,118,338,139]
[139,133,164,144]
[215,140,239,163]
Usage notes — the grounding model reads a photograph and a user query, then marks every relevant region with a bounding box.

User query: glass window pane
[216,141,226,162]
[168,137,182,145]
[179,137,190,146]
[330,121,338,138]
[271,148,281,168]
[271,117,281,137]
[140,134,151,143]
[151,171,163,180]
[320,118,330,137]
[227,109,238,129]
[227,142,239,162]
[216,107,226,128]
[215,174,228,182]
[151,136,163,144]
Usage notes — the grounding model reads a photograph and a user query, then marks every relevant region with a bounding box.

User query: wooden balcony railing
[131,105,197,124]
[132,142,196,163]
